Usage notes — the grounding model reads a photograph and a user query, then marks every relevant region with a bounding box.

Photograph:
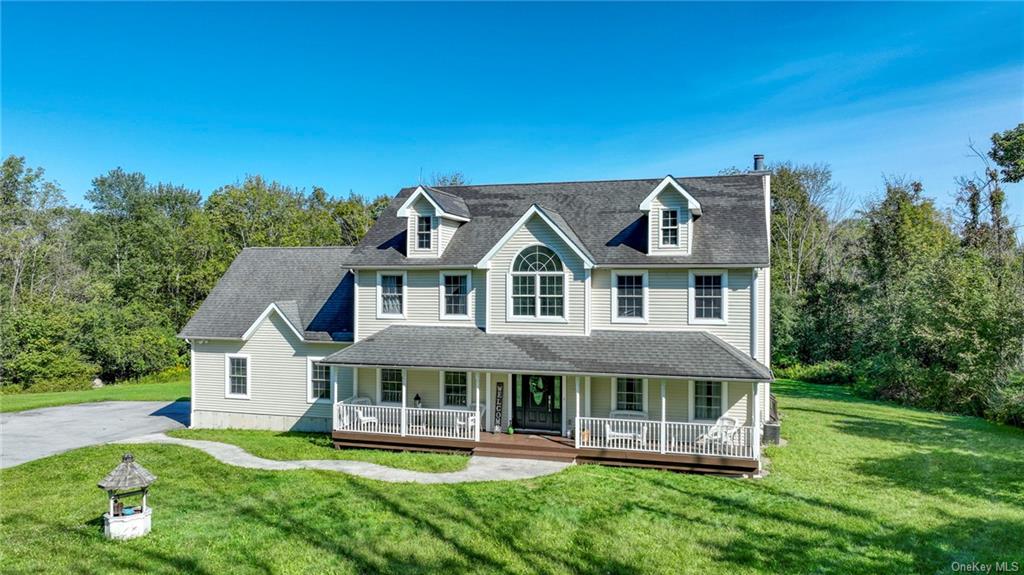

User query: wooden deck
[331,430,759,475]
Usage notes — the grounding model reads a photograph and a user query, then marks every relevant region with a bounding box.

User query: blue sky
[3,2,1022,223]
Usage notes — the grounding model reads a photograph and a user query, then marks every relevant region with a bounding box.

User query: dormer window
[661,209,679,247]
[417,216,432,249]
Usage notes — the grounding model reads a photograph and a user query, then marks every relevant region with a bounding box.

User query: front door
[514,374,562,432]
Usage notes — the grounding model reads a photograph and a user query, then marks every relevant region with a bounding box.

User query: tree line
[2,126,1022,427]
[1,161,390,390]
[765,123,1024,426]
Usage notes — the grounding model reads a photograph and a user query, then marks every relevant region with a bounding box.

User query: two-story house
[180,159,774,474]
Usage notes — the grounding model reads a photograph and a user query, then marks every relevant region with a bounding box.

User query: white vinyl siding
[438,218,460,255]
[489,215,586,335]
[591,268,758,358]
[192,311,347,422]
[357,269,479,339]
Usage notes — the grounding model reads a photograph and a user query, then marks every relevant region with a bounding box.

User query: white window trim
[438,370,472,409]
[414,215,434,251]
[376,271,408,319]
[659,208,680,248]
[306,356,332,404]
[438,271,472,321]
[611,270,649,324]
[224,353,251,400]
[688,269,729,325]
[612,377,649,414]
[688,380,729,422]
[376,367,406,406]
[505,244,570,323]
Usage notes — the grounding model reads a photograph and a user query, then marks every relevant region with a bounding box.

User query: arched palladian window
[511,245,564,318]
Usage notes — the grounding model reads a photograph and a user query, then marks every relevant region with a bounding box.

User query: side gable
[476,204,595,269]
[241,303,306,342]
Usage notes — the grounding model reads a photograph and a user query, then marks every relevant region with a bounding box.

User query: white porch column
[574,376,581,448]
[585,376,591,417]
[485,372,492,433]
[752,381,761,469]
[400,371,407,437]
[660,379,667,454]
[474,372,481,441]
[331,367,338,432]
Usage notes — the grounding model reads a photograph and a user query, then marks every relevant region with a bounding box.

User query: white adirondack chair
[354,408,379,429]
[454,407,483,437]
[696,417,740,447]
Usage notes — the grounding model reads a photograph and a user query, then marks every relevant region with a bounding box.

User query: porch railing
[336,403,478,442]
[576,417,755,460]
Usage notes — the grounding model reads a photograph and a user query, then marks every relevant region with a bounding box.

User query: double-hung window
[379,273,405,318]
[694,381,723,420]
[441,273,470,318]
[615,378,644,413]
[308,359,331,402]
[380,368,403,404]
[661,209,679,246]
[417,216,432,249]
[510,245,565,320]
[443,371,468,406]
[613,271,647,322]
[225,354,250,399]
[691,272,725,323]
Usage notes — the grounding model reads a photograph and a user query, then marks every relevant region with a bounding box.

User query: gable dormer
[396,186,471,258]
[638,175,702,256]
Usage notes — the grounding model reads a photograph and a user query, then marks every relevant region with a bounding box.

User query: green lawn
[0,370,190,413]
[2,380,1022,574]
[167,429,469,473]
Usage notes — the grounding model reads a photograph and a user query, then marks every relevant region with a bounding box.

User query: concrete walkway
[117,433,571,484]
[1,401,189,468]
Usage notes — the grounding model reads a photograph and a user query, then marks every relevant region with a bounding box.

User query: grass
[167,429,469,473]
[0,368,190,413]
[2,379,1023,574]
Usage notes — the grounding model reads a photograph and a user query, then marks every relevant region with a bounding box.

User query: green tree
[989,122,1024,183]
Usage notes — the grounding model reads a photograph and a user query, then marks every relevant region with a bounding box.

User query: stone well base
[103,507,152,540]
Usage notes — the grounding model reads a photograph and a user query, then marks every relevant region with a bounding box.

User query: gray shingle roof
[423,186,471,219]
[345,175,769,267]
[323,326,773,381]
[178,247,354,342]
[98,453,157,491]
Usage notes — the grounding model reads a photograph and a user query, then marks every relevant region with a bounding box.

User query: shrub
[991,374,1024,427]
[776,361,856,386]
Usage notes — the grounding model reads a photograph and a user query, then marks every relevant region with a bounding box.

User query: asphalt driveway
[0,401,190,468]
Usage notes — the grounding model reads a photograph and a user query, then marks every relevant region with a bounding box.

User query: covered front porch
[323,326,772,473]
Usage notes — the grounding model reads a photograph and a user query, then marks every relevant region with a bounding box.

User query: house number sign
[493,382,504,433]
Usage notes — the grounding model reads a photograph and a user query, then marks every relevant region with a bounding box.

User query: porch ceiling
[322,326,772,381]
